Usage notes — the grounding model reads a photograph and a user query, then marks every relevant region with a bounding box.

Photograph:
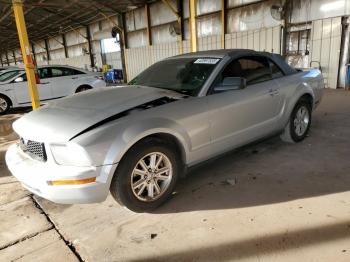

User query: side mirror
[14,77,24,83]
[214,77,246,92]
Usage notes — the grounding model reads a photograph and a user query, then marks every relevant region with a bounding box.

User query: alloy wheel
[131,152,173,202]
[294,105,310,136]
[0,97,8,113]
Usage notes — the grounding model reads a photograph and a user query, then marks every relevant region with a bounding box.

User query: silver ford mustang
[6,49,324,212]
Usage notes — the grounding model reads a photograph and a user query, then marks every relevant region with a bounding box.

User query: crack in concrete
[29,196,84,262]
[0,227,53,251]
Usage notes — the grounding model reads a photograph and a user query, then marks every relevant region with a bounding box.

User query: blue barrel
[105,69,123,83]
[347,64,350,88]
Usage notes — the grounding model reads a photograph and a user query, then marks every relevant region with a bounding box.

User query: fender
[105,117,191,166]
[278,81,315,129]
[74,116,192,184]
[0,91,16,107]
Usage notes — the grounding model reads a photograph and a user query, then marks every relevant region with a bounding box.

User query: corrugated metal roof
[0,0,148,52]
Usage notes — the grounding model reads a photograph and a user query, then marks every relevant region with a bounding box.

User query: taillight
[95,75,104,80]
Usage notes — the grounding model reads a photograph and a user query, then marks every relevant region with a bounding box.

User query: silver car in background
[6,49,324,212]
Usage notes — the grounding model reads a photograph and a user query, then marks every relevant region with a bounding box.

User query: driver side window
[222,56,272,85]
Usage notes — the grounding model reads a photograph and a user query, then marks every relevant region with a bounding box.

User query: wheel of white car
[110,137,180,212]
[76,85,92,93]
[280,99,312,143]
[0,95,10,115]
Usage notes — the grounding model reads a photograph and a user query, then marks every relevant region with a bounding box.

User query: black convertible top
[170,49,297,76]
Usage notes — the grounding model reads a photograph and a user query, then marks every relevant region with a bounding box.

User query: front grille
[19,138,47,162]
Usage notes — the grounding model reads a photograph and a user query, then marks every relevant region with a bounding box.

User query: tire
[280,99,312,143]
[110,137,181,212]
[0,95,11,115]
[75,85,92,93]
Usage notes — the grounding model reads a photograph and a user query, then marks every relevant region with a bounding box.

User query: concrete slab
[35,90,350,261]
[0,197,52,249]
[0,230,79,262]
[0,181,30,205]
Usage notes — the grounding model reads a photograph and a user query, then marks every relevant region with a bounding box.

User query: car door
[50,67,85,98]
[13,70,53,104]
[207,56,281,155]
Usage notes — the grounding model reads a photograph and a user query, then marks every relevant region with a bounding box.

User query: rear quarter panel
[77,74,106,89]
[276,69,324,130]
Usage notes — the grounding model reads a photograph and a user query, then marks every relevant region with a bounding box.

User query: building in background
[1,0,350,89]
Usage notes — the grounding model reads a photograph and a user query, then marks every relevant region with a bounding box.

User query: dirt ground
[0,89,350,262]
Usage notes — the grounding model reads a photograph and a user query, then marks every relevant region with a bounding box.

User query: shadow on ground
[130,220,350,262]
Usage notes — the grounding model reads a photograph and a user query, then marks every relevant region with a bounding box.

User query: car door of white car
[207,56,282,156]
[13,70,53,105]
[49,67,85,98]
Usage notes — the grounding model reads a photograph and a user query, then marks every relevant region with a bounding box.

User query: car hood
[13,86,183,142]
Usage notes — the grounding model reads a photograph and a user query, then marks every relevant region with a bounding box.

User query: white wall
[225,26,281,53]
[105,51,122,69]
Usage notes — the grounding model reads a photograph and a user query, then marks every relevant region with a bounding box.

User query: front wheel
[280,100,312,143]
[110,138,180,212]
[0,95,10,115]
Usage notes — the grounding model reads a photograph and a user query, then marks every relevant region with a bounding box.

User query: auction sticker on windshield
[194,58,220,64]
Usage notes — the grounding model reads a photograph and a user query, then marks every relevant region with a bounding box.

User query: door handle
[71,77,78,79]
[268,89,279,96]
[41,82,50,85]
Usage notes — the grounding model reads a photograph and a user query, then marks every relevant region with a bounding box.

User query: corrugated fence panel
[224,26,281,53]
[125,26,282,81]
[272,26,281,53]
[328,17,342,90]
[198,35,221,51]
[105,51,122,69]
[126,41,188,80]
[253,30,260,51]
[310,17,341,89]
[127,46,148,80]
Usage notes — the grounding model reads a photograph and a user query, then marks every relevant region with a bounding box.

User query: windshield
[0,70,22,82]
[128,57,220,96]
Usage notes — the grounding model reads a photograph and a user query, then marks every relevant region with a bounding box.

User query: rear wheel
[110,138,180,212]
[280,99,312,143]
[0,95,10,115]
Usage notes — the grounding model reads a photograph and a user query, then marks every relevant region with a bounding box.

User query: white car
[0,65,106,114]
[0,66,18,72]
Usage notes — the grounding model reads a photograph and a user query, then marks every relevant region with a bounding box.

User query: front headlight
[50,143,92,167]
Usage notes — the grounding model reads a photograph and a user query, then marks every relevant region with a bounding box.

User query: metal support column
[145,4,152,46]
[189,0,197,52]
[31,43,36,65]
[282,0,292,57]
[12,50,17,64]
[62,34,68,58]
[221,0,226,49]
[338,16,350,89]
[119,14,128,82]
[162,0,183,54]
[44,39,50,63]
[122,13,128,49]
[86,25,95,69]
[5,52,10,66]
[177,0,184,53]
[12,0,39,109]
